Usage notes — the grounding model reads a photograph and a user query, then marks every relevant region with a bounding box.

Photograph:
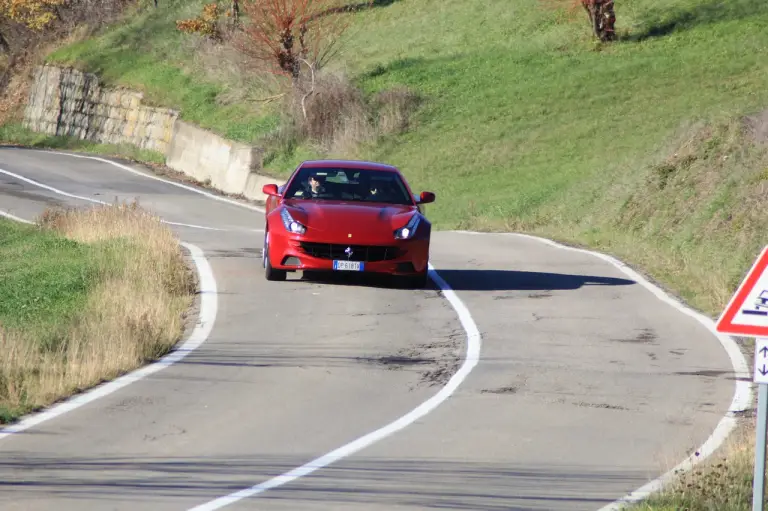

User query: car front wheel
[263,231,286,281]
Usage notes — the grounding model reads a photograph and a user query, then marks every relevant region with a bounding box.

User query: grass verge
[634,426,759,510]
[0,201,195,424]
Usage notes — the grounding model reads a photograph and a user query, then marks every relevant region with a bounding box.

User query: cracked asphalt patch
[358,328,464,388]
[481,386,519,395]
[611,328,658,344]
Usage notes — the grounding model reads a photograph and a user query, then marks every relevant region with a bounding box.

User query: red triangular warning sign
[716,245,768,337]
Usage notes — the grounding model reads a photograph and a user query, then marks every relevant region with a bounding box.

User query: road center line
[187,263,481,511]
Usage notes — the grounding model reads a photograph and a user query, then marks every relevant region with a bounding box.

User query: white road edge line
[30,148,267,213]
[187,263,482,511]
[0,214,218,442]
[0,166,234,232]
[449,230,753,510]
[0,209,34,224]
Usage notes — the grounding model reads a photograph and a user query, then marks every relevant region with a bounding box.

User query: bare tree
[233,0,369,84]
[583,0,616,42]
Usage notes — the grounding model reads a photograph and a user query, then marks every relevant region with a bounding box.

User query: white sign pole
[755,338,768,511]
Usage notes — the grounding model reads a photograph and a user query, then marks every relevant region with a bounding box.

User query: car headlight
[280,208,306,234]
[394,214,420,239]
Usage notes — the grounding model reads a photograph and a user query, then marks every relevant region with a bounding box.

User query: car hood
[284,200,417,235]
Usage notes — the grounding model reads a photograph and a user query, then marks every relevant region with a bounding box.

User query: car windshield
[283,167,414,205]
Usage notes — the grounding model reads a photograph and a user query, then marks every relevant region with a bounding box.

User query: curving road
[0,147,750,511]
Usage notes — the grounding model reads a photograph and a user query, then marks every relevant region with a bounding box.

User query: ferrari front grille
[299,242,400,262]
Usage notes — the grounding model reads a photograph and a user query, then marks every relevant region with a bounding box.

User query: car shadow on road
[294,269,635,291]
[433,269,635,292]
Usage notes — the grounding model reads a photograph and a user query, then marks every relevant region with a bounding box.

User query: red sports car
[261,159,436,288]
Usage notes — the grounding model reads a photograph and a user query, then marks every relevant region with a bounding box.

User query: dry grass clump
[371,86,422,137]
[637,426,757,510]
[0,201,195,422]
[297,71,374,154]
[264,70,422,162]
[37,200,194,297]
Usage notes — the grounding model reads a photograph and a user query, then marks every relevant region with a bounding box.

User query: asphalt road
[0,147,748,510]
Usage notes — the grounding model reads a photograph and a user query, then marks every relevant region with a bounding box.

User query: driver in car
[304,172,326,198]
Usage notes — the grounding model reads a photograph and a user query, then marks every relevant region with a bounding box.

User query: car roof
[299,159,400,173]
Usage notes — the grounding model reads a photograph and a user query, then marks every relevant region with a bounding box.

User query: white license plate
[333,260,364,271]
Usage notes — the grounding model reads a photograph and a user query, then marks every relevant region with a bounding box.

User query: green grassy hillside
[42,0,768,314]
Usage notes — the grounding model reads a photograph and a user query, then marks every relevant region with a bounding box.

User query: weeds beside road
[0,201,195,424]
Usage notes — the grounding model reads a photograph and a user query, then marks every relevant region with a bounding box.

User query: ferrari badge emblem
[348,233,352,238]
[345,246,353,259]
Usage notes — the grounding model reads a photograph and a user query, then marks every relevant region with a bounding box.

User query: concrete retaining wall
[22,64,276,201]
[165,120,274,201]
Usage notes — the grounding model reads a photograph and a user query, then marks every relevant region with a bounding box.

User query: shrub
[176,2,224,41]
[263,70,421,163]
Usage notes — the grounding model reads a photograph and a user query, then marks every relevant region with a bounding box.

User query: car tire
[263,232,286,281]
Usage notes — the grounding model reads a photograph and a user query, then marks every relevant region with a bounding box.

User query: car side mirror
[418,191,435,204]
[262,184,279,196]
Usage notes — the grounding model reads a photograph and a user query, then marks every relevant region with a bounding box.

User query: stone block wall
[22,64,276,201]
[23,65,179,154]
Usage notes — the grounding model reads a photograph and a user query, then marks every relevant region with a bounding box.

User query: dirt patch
[122,159,269,208]
[744,108,768,145]
[420,356,461,387]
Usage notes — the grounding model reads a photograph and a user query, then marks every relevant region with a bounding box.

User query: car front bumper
[267,234,430,275]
